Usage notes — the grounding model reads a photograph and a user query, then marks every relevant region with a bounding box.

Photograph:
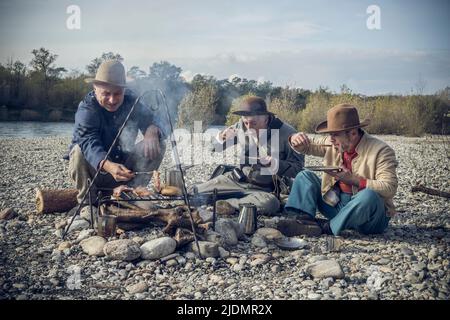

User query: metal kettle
[238,203,257,235]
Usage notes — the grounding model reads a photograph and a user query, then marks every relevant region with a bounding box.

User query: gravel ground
[0,135,449,300]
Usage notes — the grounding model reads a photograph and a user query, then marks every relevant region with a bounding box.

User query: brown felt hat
[315,103,370,134]
[85,60,127,88]
[232,96,274,116]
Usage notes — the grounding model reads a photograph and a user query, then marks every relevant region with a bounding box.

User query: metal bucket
[165,169,184,189]
[97,214,117,238]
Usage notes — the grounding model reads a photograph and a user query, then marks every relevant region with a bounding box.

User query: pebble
[103,239,141,261]
[1,136,449,300]
[80,236,106,256]
[140,237,176,260]
[306,260,345,279]
[126,281,148,294]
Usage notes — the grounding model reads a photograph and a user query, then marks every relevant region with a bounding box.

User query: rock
[103,239,141,261]
[0,208,17,220]
[160,253,180,262]
[401,246,414,255]
[54,220,67,229]
[126,281,148,294]
[198,208,213,223]
[306,260,345,279]
[218,247,230,259]
[80,236,106,256]
[131,236,146,245]
[308,293,322,300]
[57,241,71,251]
[205,230,224,246]
[188,241,219,258]
[233,264,244,272]
[251,234,267,248]
[226,257,239,265]
[140,237,177,260]
[215,219,238,246]
[76,229,95,243]
[428,248,438,260]
[206,257,217,264]
[166,259,178,267]
[67,219,89,233]
[255,227,284,241]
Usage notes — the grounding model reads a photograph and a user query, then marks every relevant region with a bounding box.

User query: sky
[0,0,449,95]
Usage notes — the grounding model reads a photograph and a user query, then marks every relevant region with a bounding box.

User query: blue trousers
[285,170,390,235]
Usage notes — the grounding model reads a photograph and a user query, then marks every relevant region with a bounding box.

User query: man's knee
[354,188,381,207]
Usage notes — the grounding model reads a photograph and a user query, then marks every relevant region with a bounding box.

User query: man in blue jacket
[67,60,168,208]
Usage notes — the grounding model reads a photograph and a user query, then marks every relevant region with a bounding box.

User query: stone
[140,237,177,260]
[103,239,141,261]
[428,248,438,260]
[215,219,238,246]
[255,227,284,241]
[160,253,180,262]
[166,259,178,267]
[306,260,345,279]
[76,229,95,243]
[308,293,322,300]
[0,208,17,220]
[57,241,71,251]
[226,257,239,265]
[131,236,146,245]
[80,236,107,256]
[205,230,224,246]
[67,219,89,233]
[126,281,148,294]
[198,208,213,222]
[218,247,230,259]
[251,234,268,248]
[188,241,219,258]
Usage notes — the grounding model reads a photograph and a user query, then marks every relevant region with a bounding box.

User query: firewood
[35,188,78,214]
[103,204,207,236]
[411,185,450,199]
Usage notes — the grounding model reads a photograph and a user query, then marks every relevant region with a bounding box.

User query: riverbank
[0,136,448,300]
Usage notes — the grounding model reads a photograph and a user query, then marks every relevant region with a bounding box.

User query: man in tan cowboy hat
[191,96,304,216]
[66,60,168,214]
[280,103,398,236]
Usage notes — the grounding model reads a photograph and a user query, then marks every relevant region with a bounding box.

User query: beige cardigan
[290,132,398,216]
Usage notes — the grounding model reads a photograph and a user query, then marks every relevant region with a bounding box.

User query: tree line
[0,47,448,136]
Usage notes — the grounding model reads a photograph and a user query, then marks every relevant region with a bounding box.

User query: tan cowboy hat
[315,103,370,134]
[85,60,127,87]
[232,96,275,116]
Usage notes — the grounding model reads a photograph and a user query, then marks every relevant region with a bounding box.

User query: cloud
[171,48,450,95]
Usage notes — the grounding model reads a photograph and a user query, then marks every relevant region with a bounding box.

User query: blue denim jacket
[67,89,169,169]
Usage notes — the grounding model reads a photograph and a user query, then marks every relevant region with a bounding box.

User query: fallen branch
[411,185,450,199]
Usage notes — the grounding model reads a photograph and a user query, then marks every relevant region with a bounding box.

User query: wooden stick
[411,185,450,199]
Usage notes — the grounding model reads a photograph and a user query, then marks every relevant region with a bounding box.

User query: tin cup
[97,214,117,238]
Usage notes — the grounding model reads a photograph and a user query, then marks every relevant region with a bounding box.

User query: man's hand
[219,126,237,141]
[142,125,161,160]
[102,160,134,182]
[324,167,360,186]
[290,132,311,147]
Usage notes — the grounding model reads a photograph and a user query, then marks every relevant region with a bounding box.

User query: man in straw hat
[191,96,304,216]
[279,103,398,236]
[66,60,168,212]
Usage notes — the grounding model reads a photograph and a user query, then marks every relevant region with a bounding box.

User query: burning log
[103,204,209,236]
[35,188,78,214]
